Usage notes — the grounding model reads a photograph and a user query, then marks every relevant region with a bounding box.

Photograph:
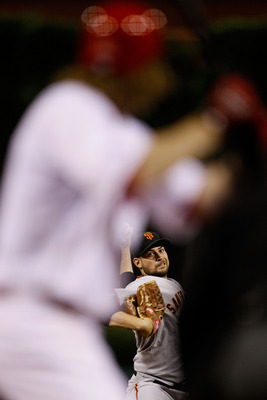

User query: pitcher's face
[134,246,169,278]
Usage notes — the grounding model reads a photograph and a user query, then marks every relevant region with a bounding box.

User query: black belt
[134,373,187,393]
[153,379,188,392]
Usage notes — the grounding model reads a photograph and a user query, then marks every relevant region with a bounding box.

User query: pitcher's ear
[133,257,141,270]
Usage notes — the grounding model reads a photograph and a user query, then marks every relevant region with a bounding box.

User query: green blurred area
[105,327,136,378]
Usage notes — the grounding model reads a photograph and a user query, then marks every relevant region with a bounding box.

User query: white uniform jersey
[0,80,152,321]
[115,275,185,384]
[0,80,205,400]
[0,79,207,319]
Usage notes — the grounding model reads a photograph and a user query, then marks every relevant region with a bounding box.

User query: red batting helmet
[76,0,167,75]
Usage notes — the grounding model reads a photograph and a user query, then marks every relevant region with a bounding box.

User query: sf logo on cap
[144,232,154,240]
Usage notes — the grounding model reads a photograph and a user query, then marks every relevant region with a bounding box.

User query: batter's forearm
[130,111,226,188]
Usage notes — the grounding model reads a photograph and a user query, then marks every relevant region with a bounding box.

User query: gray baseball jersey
[116,275,185,384]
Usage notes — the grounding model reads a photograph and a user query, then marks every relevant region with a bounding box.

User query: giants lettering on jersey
[166,290,184,314]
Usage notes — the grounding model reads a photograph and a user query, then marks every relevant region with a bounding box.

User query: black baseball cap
[132,231,169,258]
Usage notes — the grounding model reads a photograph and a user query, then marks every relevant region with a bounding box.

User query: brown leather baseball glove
[124,280,165,337]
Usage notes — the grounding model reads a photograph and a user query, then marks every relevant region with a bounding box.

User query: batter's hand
[207,73,265,126]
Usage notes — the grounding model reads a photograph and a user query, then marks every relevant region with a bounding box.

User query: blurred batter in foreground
[0,1,262,399]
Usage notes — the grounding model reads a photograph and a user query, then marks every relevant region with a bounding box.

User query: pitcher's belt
[134,372,187,392]
[153,378,187,392]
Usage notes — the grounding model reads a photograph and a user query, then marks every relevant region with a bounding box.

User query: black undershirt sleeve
[120,271,135,288]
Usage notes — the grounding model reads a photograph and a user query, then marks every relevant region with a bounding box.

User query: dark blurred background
[0,0,267,379]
